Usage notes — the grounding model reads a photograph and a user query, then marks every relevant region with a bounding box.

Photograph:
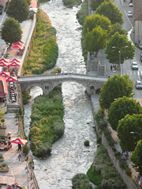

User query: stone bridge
[18,73,107,95]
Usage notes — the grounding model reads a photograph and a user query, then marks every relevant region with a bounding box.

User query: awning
[0,58,9,63]
[6,76,17,83]
[10,58,20,63]
[11,138,27,145]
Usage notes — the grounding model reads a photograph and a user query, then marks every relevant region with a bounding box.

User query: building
[133,0,142,44]
[0,0,8,6]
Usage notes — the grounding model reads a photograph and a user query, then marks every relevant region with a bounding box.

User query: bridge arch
[18,74,107,96]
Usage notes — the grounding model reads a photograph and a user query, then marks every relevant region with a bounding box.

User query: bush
[63,0,81,8]
[23,143,30,156]
[30,87,64,158]
[23,10,58,75]
[72,173,93,189]
[76,0,88,25]
[87,164,102,185]
[31,141,51,158]
[87,145,127,189]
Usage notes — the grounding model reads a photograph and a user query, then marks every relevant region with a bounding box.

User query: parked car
[131,61,138,70]
[127,10,133,17]
[135,80,142,89]
[129,3,133,7]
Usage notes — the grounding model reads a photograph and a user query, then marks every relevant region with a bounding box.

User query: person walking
[17,143,22,151]
[18,152,22,161]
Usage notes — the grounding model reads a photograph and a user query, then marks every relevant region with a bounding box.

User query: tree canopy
[109,23,126,37]
[105,32,135,64]
[117,114,142,152]
[1,17,22,44]
[108,97,142,130]
[131,140,142,174]
[84,26,107,55]
[91,0,111,10]
[99,75,133,109]
[83,14,111,34]
[7,0,29,22]
[96,1,123,25]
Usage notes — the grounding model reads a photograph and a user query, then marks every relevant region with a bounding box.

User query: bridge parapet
[18,74,107,95]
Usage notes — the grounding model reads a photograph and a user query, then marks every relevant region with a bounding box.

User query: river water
[24,0,97,188]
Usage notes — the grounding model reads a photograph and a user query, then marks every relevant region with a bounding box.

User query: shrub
[23,10,58,75]
[72,173,93,189]
[30,87,64,158]
[76,0,88,25]
[63,0,81,8]
[87,164,102,185]
[23,143,30,156]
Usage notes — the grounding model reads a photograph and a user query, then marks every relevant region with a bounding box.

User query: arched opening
[29,86,43,100]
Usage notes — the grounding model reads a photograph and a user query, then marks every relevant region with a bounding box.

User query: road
[115,0,142,99]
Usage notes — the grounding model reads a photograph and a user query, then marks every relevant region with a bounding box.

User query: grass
[23,9,58,75]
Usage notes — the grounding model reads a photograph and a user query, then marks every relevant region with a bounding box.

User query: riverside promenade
[0,14,38,188]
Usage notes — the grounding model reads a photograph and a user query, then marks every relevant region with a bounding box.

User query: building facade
[133,0,142,44]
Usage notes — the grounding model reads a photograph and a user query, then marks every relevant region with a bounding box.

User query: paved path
[0,113,28,187]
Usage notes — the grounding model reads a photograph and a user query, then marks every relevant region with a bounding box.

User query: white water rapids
[24,1,97,188]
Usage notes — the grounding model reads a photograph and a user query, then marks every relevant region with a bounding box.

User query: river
[24,0,97,188]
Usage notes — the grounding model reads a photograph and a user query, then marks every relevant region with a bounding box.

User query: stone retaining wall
[90,95,139,189]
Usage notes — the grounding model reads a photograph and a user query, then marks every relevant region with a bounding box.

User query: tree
[117,115,142,151]
[1,17,22,44]
[84,26,107,56]
[91,0,111,10]
[83,14,111,34]
[131,140,142,174]
[7,0,29,22]
[96,1,123,25]
[105,32,135,65]
[109,23,126,37]
[99,75,133,109]
[108,97,142,130]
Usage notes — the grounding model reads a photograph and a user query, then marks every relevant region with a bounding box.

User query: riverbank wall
[90,95,139,189]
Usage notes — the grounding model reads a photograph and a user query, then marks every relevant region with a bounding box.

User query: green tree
[96,1,123,24]
[109,23,126,37]
[105,32,135,65]
[118,115,142,151]
[1,17,22,44]
[7,0,29,22]
[99,75,133,109]
[108,97,142,130]
[84,26,107,56]
[91,0,111,10]
[131,140,142,174]
[83,14,111,34]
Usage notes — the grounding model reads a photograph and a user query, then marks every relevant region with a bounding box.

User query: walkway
[0,113,28,187]
[0,14,35,189]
